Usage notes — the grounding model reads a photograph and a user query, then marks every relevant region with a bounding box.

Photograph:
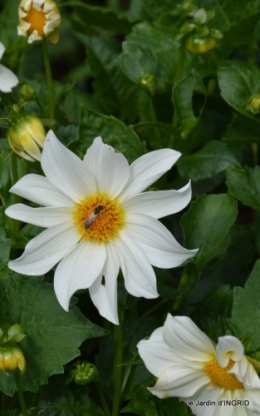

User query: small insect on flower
[84,206,104,229]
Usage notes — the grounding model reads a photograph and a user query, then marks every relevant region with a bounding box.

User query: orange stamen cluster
[73,193,125,243]
[23,5,47,36]
[204,359,244,390]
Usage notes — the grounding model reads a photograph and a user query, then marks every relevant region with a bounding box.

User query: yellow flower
[18,0,61,44]
[7,115,46,161]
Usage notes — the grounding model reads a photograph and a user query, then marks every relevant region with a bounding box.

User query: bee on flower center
[84,206,104,229]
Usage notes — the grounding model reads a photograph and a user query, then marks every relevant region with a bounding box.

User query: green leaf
[133,122,180,150]
[127,22,178,85]
[0,274,107,396]
[0,153,11,195]
[191,285,233,342]
[27,375,104,416]
[195,0,258,32]
[121,385,158,416]
[226,165,260,209]
[76,34,146,119]
[79,106,146,163]
[225,12,260,51]
[172,69,207,139]
[177,141,240,181]
[0,228,11,270]
[153,396,188,416]
[121,42,157,83]
[66,1,138,34]
[141,0,174,19]
[223,114,260,144]
[218,60,260,120]
[181,194,238,267]
[229,259,260,350]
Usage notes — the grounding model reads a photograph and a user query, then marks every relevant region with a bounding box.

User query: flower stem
[96,382,111,416]
[173,268,189,311]
[42,38,55,122]
[112,309,124,416]
[14,371,29,416]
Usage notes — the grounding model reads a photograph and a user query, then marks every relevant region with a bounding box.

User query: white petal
[83,137,130,198]
[122,181,191,219]
[119,148,181,202]
[0,64,18,92]
[89,244,119,324]
[28,30,43,43]
[125,213,198,268]
[230,356,260,389]
[54,241,107,311]
[137,327,179,377]
[186,387,221,416]
[163,315,216,362]
[8,223,80,275]
[42,131,97,202]
[114,231,158,298]
[10,174,74,207]
[5,204,73,227]
[149,365,209,399]
[0,43,5,60]
[216,336,244,367]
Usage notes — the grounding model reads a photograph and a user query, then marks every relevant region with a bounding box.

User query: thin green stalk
[42,38,55,121]
[169,37,186,148]
[142,298,168,318]
[112,309,124,416]
[96,382,111,416]
[14,371,29,416]
[173,268,189,311]
[148,95,162,148]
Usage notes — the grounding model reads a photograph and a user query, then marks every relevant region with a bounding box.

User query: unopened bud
[246,94,260,114]
[67,361,99,385]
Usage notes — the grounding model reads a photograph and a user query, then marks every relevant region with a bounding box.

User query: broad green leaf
[66,1,137,34]
[177,141,240,181]
[226,165,260,210]
[172,69,207,139]
[134,122,180,150]
[141,0,174,19]
[75,34,146,119]
[79,106,146,163]
[0,228,11,270]
[121,42,157,84]
[191,285,233,342]
[218,61,260,121]
[0,152,11,195]
[229,259,260,350]
[223,114,260,144]
[26,375,104,416]
[121,385,158,416]
[0,274,107,396]
[127,22,179,85]
[181,194,238,267]
[153,396,188,416]
[195,0,258,32]
[225,12,260,51]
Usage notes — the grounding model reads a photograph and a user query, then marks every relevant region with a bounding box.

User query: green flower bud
[138,73,157,94]
[19,83,36,101]
[7,115,46,161]
[194,8,207,25]
[246,94,260,114]
[186,34,217,54]
[0,345,26,374]
[67,361,99,385]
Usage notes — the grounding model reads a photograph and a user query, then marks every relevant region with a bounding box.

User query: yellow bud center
[24,6,47,36]
[204,359,244,390]
[73,194,125,243]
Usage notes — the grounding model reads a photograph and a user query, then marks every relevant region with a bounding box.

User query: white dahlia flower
[18,0,61,44]
[137,314,260,415]
[0,43,18,93]
[6,131,197,324]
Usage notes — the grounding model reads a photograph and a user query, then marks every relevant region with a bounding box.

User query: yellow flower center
[24,6,47,36]
[73,193,125,243]
[204,359,244,390]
